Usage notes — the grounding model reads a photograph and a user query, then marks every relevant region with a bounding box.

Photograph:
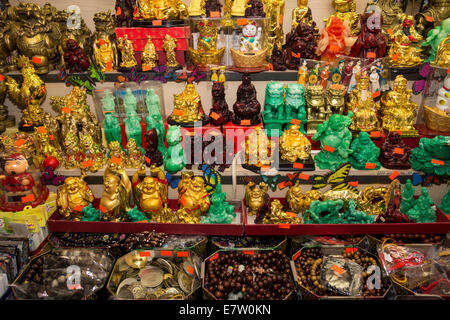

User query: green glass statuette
[81,204,101,221]
[124,88,143,148]
[410,136,450,176]
[304,199,345,224]
[145,88,167,157]
[263,82,285,120]
[285,84,307,134]
[164,125,186,173]
[400,179,416,214]
[349,132,381,170]
[405,187,436,223]
[201,184,236,224]
[102,90,123,146]
[439,189,450,215]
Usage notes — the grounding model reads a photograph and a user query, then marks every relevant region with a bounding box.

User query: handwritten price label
[370,131,381,138]
[210,11,220,18]
[21,194,35,203]
[331,264,345,275]
[82,160,94,168]
[293,162,304,169]
[152,20,162,26]
[99,205,107,213]
[365,163,377,169]
[278,224,291,229]
[291,119,301,125]
[348,181,359,187]
[210,112,220,120]
[173,109,184,116]
[110,156,122,165]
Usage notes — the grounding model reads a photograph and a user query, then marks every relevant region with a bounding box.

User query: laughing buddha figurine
[169,82,206,124]
[177,172,211,224]
[279,124,312,162]
[388,15,423,68]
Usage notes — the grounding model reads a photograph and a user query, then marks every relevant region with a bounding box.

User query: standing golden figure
[325,0,360,36]
[118,34,138,68]
[163,34,180,68]
[141,35,159,70]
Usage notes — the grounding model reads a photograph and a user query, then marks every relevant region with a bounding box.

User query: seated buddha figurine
[177,174,211,224]
[100,164,132,222]
[56,175,95,221]
[134,0,188,21]
[232,73,262,126]
[169,82,206,125]
[279,124,312,163]
[292,0,317,31]
[388,15,423,68]
[132,165,168,220]
[348,72,380,132]
[381,75,418,135]
[379,132,412,169]
[349,132,381,170]
[325,0,360,36]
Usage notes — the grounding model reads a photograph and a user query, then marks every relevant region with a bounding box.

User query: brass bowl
[230,48,268,68]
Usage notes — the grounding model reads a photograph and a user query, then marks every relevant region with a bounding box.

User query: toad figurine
[56,174,95,221]
[245,181,270,221]
[349,132,381,170]
[100,164,132,222]
[232,73,262,126]
[279,124,312,163]
[379,132,412,169]
[177,173,211,223]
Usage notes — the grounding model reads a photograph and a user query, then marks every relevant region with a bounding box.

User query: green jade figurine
[81,204,101,221]
[102,90,123,146]
[422,17,450,63]
[164,125,186,173]
[410,136,450,176]
[312,112,354,170]
[127,206,151,222]
[263,82,285,120]
[349,132,381,170]
[304,199,345,224]
[145,88,167,157]
[124,88,143,148]
[400,179,416,214]
[439,189,450,214]
[405,187,436,223]
[201,184,236,224]
[344,200,375,224]
[285,84,307,134]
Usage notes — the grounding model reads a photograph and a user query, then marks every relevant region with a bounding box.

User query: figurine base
[0,188,50,212]
[389,66,421,81]
[132,19,186,27]
[384,129,420,138]
[241,164,268,174]
[379,160,412,170]
[228,66,269,73]
[18,121,40,133]
[277,155,315,172]
[306,119,325,135]
[231,115,262,127]
[167,116,210,127]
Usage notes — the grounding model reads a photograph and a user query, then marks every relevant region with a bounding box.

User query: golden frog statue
[286,181,323,214]
[241,126,275,167]
[50,87,90,122]
[100,164,132,222]
[177,174,210,223]
[126,138,145,169]
[279,124,311,162]
[262,199,303,224]
[170,83,205,123]
[134,0,188,21]
[245,181,269,216]
[93,11,118,72]
[325,0,360,36]
[348,73,380,132]
[163,34,180,68]
[388,15,423,68]
[56,175,95,221]
[118,34,137,69]
[132,165,168,220]
[381,75,418,135]
[141,35,159,70]
[357,186,388,215]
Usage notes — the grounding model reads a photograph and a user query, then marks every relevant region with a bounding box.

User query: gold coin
[125,251,147,269]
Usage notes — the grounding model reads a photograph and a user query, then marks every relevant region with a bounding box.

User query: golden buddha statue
[134,0,188,20]
[118,35,137,69]
[325,0,360,36]
[50,87,90,122]
[279,124,312,162]
[132,165,168,220]
[162,34,180,68]
[141,35,159,70]
[241,126,275,167]
[348,73,380,132]
[292,0,316,31]
[231,0,246,16]
[100,164,132,222]
[388,15,423,68]
[286,181,323,214]
[434,35,450,68]
[188,20,225,67]
[177,174,211,223]
[245,181,269,216]
[56,175,95,221]
[93,11,118,72]
[170,83,205,123]
[125,138,145,169]
[108,141,127,166]
[262,199,303,224]
[381,75,418,135]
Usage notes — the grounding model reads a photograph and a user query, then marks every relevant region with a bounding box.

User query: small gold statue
[188,20,225,67]
[56,174,95,221]
[118,34,138,69]
[279,124,311,162]
[33,127,63,168]
[100,164,132,222]
[388,15,423,68]
[43,112,62,148]
[325,0,360,36]
[50,87,90,122]
[126,138,145,169]
[326,84,346,115]
[80,112,102,144]
[177,173,211,223]
[348,73,380,132]
[434,35,450,68]
[141,35,159,70]
[170,83,205,123]
[381,75,418,135]
[241,126,275,167]
[231,0,246,16]
[79,134,107,172]
[292,0,317,31]
[93,11,119,72]
[286,181,323,214]
[132,165,168,220]
[357,186,388,216]
[262,199,303,224]
[265,0,286,54]
[62,129,81,169]
[108,141,128,165]
[306,85,330,134]
[370,0,404,42]
[188,0,206,16]
[134,0,188,20]
[245,181,269,216]
[162,34,180,68]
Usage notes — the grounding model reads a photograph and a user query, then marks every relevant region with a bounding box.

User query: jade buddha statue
[304,199,345,224]
[312,112,353,170]
[405,188,436,223]
[201,184,236,224]
[145,88,166,156]
[400,179,416,214]
[439,189,450,214]
[410,136,450,176]
[349,132,381,170]
[102,90,122,146]
[381,75,418,135]
[123,88,143,148]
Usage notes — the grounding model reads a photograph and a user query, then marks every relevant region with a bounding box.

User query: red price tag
[152,20,162,26]
[74,205,84,212]
[110,156,122,165]
[298,173,309,180]
[293,251,301,261]
[286,212,297,218]
[177,251,189,257]
[99,39,106,46]
[173,109,184,116]
[49,135,55,141]
[0,74,4,81]
[15,139,25,147]
[210,112,220,120]
[365,163,377,169]
[267,63,274,71]
[187,265,194,275]
[348,181,359,187]
[278,181,288,190]
[261,165,270,172]
[292,52,301,58]
[279,15,283,25]
[139,251,151,257]
[210,11,220,18]
[279,224,291,229]
[99,205,107,213]
[345,247,358,253]
[243,250,254,255]
[432,159,444,166]
[293,162,304,169]
[291,119,301,125]
[331,264,345,275]
[36,126,47,134]
[145,156,151,164]
[142,65,152,72]
[392,54,399,61]
[425,16,433,22]
[160,250,172,257]
[372,90,381,98]
[370,131,381,138]
[367,52,376,59]
[387,29,394,35]
[240,120,250,126]
[83,159,94,168]
[21,194,35,203]
[106,61,113,70]
[394,148,404,155]
[324,145,335,153]
[389,170,399,180]
[32,57,42,64]
[209,253,219,261]
[237,18,248,26]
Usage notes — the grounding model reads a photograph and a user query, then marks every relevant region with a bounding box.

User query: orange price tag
[389,170,399,180]
[99,39,106,46]
[370,131,381,138]
[237,18,248,26]
[365,163,377,169]
[49,135,55,141]
[32,57,41,64]
[278,181,288,190]
[160,250,172,257]
[62,107,72,114]
[291,119,301,125]
[209,253,219,261]
[348,181,359,187]
[286,212,297,218]
[21,194,35,203]
[0,74,4,81]
[392,54,399,61]
[279,224,291,229]
[210,112,220,120]
[329,45,340,52]
[267,63,274,71]
[240,120,250,126]
[210,11,220,18]
[83,159,94,168]
[293,162,304,169]
[394,130,402,135]
[394,148,404,155]
[292,52,301,58]
[448,68,450,74]
[331,264,345,275]
[110,156,122,165]
[367,52,376,59]
[372,90,381,98]
[74,205,84,212]
[177,251,189,257]
[293,251,301,261]
[142,65,152,72]
[137,220,149,223]
[106,61,113,70]
[187,265,194,275]
[116,7,122,16]
[432,159,444,166]
[261,165,270,172]
[279,15,283,25]
[139,251,151,257]
[345,247,358,253]
[243,250,254,255]
[324,145,335,153]
[173,109,184,116]
[387,28,393,35]
[145,156,151,164]
[425,16,433,22]
[15,139,25,147]
[298,173,309,180]
[152,20,162,26]
[36,126,47,134]
[99,205,107,213]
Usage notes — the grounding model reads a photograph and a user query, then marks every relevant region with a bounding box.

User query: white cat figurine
[240,21,262,52]
[436,74,450,113]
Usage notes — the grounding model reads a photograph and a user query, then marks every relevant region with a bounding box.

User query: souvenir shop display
[414,0,450,38]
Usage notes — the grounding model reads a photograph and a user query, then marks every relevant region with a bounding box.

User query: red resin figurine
[144,128,163,167]
[379,132,412,169]
[283,22,318,70]
[350,12,387,60]
[232,73,262,126]
[209,81,233,126]
[316,17,357,62]
[376,188,410,223]
[63,39,90,73]
[115,0,134,27]
[245,0,266,18]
